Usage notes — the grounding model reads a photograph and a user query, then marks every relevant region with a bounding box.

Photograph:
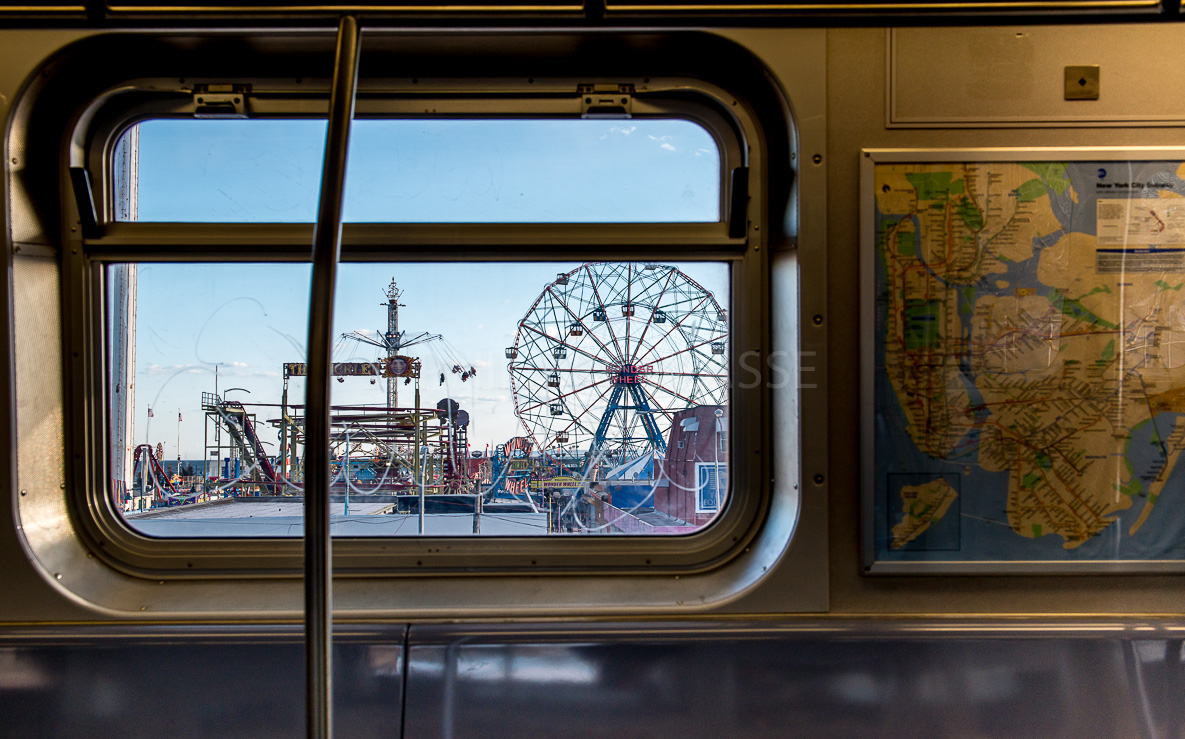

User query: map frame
[861,147,1185,574]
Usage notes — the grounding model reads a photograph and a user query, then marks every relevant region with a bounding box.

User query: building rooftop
[126,497,548,536]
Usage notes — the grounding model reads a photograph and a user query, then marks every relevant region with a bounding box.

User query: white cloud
[145,363,206,376]
[144,363,279,379]
[600,125,637,140]
[648,134,677,152]
[649,135,677,152]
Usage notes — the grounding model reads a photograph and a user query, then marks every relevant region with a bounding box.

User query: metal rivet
[59,483,66,489]
[812,154,823,165]
[19,489,26,496]
[140,606,146,611]
[10,158,16,164]
[813,314,824,325]
[54,573,61,580]
[813,474,825,485]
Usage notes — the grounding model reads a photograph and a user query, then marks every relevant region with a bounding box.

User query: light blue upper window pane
[123,119,722,223]
[130,119,328,223]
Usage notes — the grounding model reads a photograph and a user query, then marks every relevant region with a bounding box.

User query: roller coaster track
[214,401,278,483]
[132,444,179,499]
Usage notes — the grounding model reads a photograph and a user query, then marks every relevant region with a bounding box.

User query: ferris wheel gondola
[508,262,728,463]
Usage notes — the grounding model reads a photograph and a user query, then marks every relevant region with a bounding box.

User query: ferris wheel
[507,262,729,461]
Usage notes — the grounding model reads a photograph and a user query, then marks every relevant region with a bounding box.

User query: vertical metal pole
[281,378,289,484]
[473,482,481,534]
[416,378,424,534]
[305,16,359,739]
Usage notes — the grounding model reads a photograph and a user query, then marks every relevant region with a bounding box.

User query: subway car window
[83,79,757,564]
[110,260,731,537]
[118,118,721,223]
[10,28,801,614]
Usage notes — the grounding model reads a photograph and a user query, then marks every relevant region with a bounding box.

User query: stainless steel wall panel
[0,624,406,739]
[890,26,1185,127]
[404,621,1185,739]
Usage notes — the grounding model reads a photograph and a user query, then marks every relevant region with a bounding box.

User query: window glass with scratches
[107,118,733,538]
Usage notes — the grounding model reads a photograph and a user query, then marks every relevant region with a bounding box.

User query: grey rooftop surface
[126,499,548,537]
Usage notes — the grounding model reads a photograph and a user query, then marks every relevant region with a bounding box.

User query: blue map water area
[1109,413,1185,560]
[874,371,1003,560]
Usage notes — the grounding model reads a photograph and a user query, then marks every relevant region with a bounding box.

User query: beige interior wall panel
[890,25,1185,127]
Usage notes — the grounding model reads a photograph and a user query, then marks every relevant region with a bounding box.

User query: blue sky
[122,119,728,457]
[132,118,720,223]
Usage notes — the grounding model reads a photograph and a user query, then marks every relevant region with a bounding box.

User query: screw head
[813,473,825,485]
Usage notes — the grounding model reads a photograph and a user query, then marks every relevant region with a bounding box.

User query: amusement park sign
[283,356,417,378]
[529,475,582,491]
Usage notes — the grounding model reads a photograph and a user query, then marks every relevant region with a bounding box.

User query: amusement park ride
[128,264,729,525]
[508,262,728,464]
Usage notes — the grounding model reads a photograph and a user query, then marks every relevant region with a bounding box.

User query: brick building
[654,405,728,527]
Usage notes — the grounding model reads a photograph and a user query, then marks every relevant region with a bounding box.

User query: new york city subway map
[872,157,1185,564]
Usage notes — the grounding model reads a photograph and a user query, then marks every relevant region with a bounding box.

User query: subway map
[872,159,1185,564]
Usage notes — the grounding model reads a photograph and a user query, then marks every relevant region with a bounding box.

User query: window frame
[23,34,782,582]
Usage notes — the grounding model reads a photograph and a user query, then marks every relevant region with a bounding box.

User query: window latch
[579,84,633,119]
[193,84,250,118]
